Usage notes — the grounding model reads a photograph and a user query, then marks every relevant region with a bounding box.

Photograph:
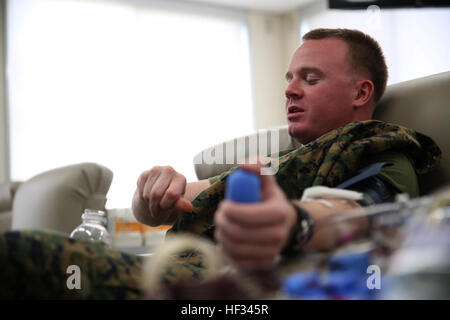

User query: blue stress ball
[225,169,261,203]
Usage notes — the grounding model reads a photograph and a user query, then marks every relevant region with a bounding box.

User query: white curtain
[7,0,254,208]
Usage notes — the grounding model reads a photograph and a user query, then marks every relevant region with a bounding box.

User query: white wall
[0,0,8,183]
[392,9,450,83]
[248,10,300,130]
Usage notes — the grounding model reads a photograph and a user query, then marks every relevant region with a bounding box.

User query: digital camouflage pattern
[169,120,441,238]
[0,121,441,299]
[0,230,143,299]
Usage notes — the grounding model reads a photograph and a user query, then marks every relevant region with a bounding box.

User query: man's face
[285,38,357,144]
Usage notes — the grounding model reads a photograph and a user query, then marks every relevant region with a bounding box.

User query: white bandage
[301,186,363,208]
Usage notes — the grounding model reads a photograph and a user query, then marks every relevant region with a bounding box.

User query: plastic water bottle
[70,209,111,246]
[225,169,261,203]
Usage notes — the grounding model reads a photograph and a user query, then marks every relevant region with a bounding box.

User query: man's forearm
[184,179,211,202]
[294,199,369,252]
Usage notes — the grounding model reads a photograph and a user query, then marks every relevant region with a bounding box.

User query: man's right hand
[132,166,194,227]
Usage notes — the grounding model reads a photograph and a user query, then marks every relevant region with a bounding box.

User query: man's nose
[285,79,303,102]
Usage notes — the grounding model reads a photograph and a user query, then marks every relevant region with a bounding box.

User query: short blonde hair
[303,28,388,103]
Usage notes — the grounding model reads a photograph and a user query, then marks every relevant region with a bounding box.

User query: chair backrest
[194,71,450,195]
[193,125,301,180]
[373,71,450,195]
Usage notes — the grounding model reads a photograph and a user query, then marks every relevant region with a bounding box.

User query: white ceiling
[177,0,316,13]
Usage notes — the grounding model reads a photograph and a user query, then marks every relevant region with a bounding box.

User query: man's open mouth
[288,106,304,114]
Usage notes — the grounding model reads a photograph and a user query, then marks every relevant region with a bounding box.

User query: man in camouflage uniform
[133,28,440,273]
[0,28,441,299]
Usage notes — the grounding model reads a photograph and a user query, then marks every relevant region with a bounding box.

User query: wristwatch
[281,201,315,257]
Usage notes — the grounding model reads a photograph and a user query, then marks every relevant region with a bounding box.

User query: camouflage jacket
[168,120,441,239]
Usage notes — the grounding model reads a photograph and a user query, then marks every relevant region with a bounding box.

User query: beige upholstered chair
[193,71,450,196]
[372,71,450,195]
[0,162,113,235]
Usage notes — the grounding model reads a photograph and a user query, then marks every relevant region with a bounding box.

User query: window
[7,0,254,208]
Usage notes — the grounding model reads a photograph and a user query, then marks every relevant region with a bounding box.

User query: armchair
[0,162,113,235]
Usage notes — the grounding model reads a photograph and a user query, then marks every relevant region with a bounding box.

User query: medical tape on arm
[300,186,363,208]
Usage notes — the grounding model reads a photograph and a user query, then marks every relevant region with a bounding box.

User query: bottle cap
[82,209,107,225]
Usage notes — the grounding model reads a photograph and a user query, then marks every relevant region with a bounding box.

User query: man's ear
[353,80,374,108]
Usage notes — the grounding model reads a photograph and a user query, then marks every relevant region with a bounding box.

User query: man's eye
[305,76,319,84]
[304,73,320,84]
